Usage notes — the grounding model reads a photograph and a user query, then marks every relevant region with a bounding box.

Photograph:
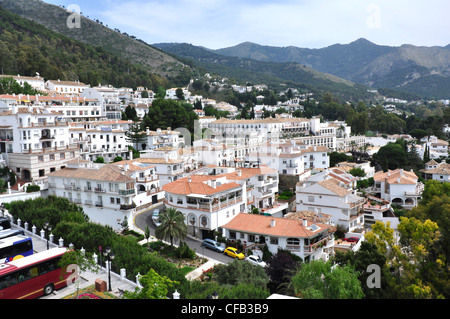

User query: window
[308,195,314,202]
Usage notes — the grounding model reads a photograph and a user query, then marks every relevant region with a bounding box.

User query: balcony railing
[120,203,136,210]
[119,189,135,196]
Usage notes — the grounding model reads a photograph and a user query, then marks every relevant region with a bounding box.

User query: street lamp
[103,246,115,291]
[43,221,51,250]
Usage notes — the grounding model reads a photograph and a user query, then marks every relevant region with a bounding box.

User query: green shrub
[26,184,40,192]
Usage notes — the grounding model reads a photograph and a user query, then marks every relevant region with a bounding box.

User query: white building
[0,74,45,92]
[81,85,122,120]
[222,213,335,262]
[162,174,247,239]
[69,120,133,162]
[0,100,78,185]
[131,157,185,186]
[45,79,89,96]
[296,178,366,232]
[165,87,190,100]
[363,195,400,231]
[140,127,184,151]
[371,168,423,209]
[47,161,138,230]
[420,159,450,182]
[247,140,330,175]
[211,165,288,217]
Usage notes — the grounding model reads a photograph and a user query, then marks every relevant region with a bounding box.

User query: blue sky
[44,0,449,49]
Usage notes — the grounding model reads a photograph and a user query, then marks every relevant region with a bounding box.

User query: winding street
[133,203,231,264]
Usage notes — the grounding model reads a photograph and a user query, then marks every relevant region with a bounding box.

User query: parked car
[224,247,245,260]
[245,255,266,267]
[344,237,359,243]
[201,238,225,253]
[152,209,161,227]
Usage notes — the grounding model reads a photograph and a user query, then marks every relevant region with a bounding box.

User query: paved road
[133,203,232,264]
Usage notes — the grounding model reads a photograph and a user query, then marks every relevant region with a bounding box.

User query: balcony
[94,187,106,193]
[120,203,136,210]
[136,175,159,183]
[119,189,135,196]
[304,235,333,253]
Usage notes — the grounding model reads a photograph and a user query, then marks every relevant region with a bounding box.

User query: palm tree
[155,208,187,246]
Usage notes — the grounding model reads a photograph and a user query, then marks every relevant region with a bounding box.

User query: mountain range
[213,39,450,99]
[1,0,448,100]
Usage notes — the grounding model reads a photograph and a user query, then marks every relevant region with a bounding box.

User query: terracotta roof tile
[222,213,331,238]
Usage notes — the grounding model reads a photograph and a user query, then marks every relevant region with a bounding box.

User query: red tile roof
[222,213,331,238]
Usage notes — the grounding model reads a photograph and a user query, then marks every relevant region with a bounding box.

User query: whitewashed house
[222,213,335,262]
[0,100,78,185]
[131,157,185,186]
[371,168,423,209]
[45,79,89,96]
[420,159,450,182]
[0,74,45,92]
[140,127,184,150]
[296,178,366,232]
[47,161,137,230]
[162,174,247,239]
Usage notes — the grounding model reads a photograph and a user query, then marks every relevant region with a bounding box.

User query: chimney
[188,177,192,183]
[237,169,242,176]
[211,180,216,188]
[270,219,276,227]
[302,219,308,227]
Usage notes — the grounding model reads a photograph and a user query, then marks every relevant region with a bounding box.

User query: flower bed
[63,285,118,299]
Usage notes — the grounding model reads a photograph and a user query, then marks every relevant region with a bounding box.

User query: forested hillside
[0,5,169,90]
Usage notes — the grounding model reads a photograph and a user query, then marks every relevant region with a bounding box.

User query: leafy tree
[155,208,187,246]
[125,122,147,150]
[365,218,446,298]
[123,105,138,121]
[143,98,198,134]
[265,250,301,294]
[94,156,105,163]
[334,241,388,298]
[329,152,353,167]
[372,140,408,170]
[175,88,184,100]
[213,259,269,290]
[289,260,364,299]
[349,167,366,177]
[124,268,179,299]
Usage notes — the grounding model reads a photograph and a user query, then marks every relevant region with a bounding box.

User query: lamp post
[43,221,51,250]
[103,246,115,291]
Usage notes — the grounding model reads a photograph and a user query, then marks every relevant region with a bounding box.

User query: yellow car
[224,247,245,260]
